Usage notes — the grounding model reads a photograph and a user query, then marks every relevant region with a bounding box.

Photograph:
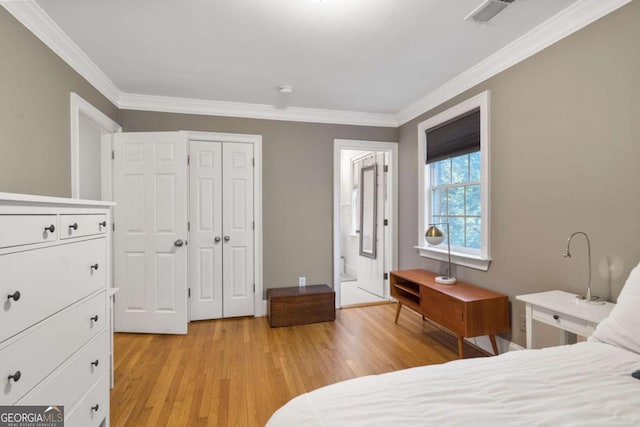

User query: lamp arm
[446,222,452,279]
[566,231,591,298]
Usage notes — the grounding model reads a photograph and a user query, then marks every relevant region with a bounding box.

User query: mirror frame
[359,164,377,259]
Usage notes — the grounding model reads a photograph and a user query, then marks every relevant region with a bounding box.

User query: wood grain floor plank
[111,303,484,426]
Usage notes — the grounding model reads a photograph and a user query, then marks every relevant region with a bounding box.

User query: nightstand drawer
[60,214,108,239]
[532,306,589,335]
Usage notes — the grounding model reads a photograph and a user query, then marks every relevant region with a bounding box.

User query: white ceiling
[34,0,580,116]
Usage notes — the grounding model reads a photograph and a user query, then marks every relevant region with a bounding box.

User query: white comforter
[267,342,640,426]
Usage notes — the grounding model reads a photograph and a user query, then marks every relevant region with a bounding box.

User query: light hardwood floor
[110,303,484,426]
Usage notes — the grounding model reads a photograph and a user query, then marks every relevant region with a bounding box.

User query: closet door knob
[91,404,99,412]
[90,315,99,323]
[69,222,78,230]
[8,371,21,383]
[44,224,55,233]
[91,263,99,271]
[7,291,21,301]
[214,237,221,243]
[174,239,184,247]
[223,236,230,242]
[99,220,107,228]
[91,359,99,367]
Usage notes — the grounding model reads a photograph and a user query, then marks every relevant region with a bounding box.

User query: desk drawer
[65,374,108,427]
[420,287,465,334]
[0,215,58,248]
[0,238,106,342]
[60,214,107,239]
[0,291,106,405]
[533,306,588,335]
[18,331,107,409]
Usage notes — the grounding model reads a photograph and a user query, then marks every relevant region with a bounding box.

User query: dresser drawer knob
[91,359,99,367]
[91,263,99,271]
[44,224,55,233]
[90,315,99,323]
[7,291,21,301]
[553,314,559,320]
[69,222,78,230]
[8,371,21,383]
[91,404,99,412]
[99,220,107,228]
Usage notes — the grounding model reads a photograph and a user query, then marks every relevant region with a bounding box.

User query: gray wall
[0,8,118,197]
[398,1,640,346]
[118,111,397,293]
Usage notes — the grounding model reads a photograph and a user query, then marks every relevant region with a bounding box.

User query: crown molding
[397,0,633,125]
[119,93,398,127]
[1,0,122,106]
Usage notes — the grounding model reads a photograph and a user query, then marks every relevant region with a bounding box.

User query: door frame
[333,139,398,308]
[70,92,121,200]
[185,131,264,318]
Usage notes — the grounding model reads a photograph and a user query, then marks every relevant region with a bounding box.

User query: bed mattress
[267,342,640,426]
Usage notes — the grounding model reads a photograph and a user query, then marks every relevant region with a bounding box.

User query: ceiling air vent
[465,0,516,24]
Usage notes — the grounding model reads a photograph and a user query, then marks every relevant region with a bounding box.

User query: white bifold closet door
[113,132,189,334]
[189,140,254,320]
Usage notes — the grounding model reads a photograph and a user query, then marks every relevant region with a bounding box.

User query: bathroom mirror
[359,164,377,259]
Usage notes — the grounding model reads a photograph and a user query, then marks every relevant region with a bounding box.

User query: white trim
[415,246,491,272]
[183,131,264,318]
[397,0,633,125]
[417,91,491,270]
[465,335,522,355]
[120,93,398,128]
[1,1,122,105]
[333,139,398,309]
[70,93,121,199]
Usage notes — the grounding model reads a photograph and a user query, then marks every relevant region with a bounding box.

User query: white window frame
[416,91,491,271]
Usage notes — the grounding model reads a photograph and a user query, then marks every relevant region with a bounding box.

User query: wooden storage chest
[267,284,335,327]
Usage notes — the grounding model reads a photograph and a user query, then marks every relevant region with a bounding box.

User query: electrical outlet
[299,276,306,287]
[520,315,527,333]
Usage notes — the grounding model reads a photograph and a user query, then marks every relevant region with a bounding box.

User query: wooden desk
[391,269,509,358]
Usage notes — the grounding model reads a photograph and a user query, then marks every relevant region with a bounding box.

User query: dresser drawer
[18,331,107,409]
[60,214,108,239]
[0,215,58,248]
[533,305,589,336]
[420,287,465,334]
[0,291,106,405]
[65,374,108,427]
[0,238,106,342]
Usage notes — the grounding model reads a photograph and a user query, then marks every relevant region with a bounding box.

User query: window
[417,91,491,271]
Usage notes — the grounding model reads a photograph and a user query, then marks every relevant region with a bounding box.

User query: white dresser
[0,193,114,426]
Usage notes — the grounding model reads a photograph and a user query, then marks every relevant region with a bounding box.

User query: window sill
[415,246,491,272]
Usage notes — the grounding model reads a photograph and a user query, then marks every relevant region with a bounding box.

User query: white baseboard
[465,335,524,354]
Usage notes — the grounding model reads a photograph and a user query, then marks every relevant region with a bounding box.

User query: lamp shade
[425,225,445,245]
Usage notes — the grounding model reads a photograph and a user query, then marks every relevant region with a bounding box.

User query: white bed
[267,264,640,426]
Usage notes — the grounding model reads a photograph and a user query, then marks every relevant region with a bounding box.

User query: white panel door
[113,132,188,334]
[222,143,254,317]
[357,152,386,298]
[189,140,223,321]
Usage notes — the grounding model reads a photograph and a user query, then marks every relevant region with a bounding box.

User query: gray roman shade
[426,108,480,164]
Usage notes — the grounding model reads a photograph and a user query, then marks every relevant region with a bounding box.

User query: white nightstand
[516,290,615,349]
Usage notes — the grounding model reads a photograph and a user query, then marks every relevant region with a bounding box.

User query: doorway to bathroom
[333,139,398,308]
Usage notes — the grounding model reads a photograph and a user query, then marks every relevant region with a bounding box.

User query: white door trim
[185,131,264,317]
[333,139,398,309]
[70,92,121,199]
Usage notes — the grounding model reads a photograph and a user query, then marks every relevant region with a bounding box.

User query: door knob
[174,239,184,247]
[223,236,230,242]
[214,237,221,243]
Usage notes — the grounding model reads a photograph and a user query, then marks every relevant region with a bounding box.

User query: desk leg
[394,301,402,324]
[489,335,499,355]
[457,336,464,359]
